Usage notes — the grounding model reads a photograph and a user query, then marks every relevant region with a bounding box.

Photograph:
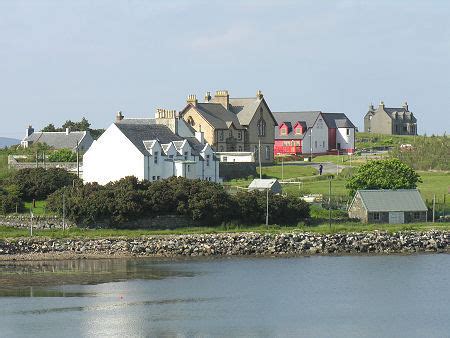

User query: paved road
[277,161,348,175]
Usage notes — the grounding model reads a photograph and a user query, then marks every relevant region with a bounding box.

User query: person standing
[319,164,323,175]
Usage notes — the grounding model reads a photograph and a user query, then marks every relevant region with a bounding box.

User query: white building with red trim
[273,111,356,156]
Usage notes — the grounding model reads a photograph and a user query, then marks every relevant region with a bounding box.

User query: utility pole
[266,187,269,228]
[444,194,446,219]
[281,156,284,181]
[329,177,332,229]
[76,140,80,178]
[42,151,45,168]
[35,152,38,168]
[336,149,339,176]
[432,194,436,223]
[258,139,262,179]
[30,208,33,237]
[62,191,66,230]
[309,128,313,161]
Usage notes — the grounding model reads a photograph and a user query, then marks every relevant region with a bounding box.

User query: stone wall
[0,231,447,257]
[220,162,257,180]
[0,215,70,229]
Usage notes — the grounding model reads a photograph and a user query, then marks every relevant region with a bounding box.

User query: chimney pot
[204,91,211,102]
[116,111,124,122]
[256,90,263,99]
[187,94,198,106]
[65,127,70,135]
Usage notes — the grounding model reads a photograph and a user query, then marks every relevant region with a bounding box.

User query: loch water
[0,254,449,337]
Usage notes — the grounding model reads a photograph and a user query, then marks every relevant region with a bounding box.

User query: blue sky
[1,0,449,138]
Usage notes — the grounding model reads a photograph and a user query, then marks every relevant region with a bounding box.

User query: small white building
[248,178,282,194]
[216,151,255,163]
[83,111,220,185]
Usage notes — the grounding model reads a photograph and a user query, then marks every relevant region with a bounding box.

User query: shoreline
[0,230,448,261]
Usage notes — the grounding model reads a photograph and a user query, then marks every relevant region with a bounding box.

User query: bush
[46,176,310,228]
[48,149,77,162]
[8,168,78,201]
[0,187,24,214]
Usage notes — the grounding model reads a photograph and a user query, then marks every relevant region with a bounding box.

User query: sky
[1,0,450,139]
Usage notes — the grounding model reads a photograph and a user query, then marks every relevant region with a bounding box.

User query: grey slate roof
[321,113,356,128]
[248,178,282,193]
[356,190,427,212]
[115,119,184,155]
[23,131,88,149]
[229,97,262,126]
[196,103,245,129]
[273,111,321,140]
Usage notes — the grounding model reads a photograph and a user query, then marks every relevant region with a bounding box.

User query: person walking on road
[319,164,323,175]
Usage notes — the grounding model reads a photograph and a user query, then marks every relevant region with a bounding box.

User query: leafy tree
[0,186,24,214]
[48,149,77,162]
[41,123,57,132]
[8,168,77,201]
[346,158,421,196]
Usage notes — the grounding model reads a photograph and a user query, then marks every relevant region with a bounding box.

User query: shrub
[8,168,78,201]
[0,187,24,214]
[48,149,77,162]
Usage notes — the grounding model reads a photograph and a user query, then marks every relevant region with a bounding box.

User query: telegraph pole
[281,156,284,181]
[266,188,269,228]
[328,177,332,229]
[309,128,313,161]
[258,139,262,179]
[432,194,436,223]
[76,140,80,178]
[62,191,66,231]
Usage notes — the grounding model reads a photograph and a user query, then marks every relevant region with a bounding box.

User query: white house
[21,126,94,152]
[273,111,356,156]
[83,111,220,185]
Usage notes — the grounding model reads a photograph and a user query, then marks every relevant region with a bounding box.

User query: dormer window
[184,151,188,160]
[154,151,159,164]
[238,131,242,140]
[280,127,287,135]
[295,127,302,135]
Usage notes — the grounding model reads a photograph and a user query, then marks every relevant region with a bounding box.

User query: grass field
[0,154,11,180]
[24,200,50,216]
[356,132,417,149]
[0,221,449,239]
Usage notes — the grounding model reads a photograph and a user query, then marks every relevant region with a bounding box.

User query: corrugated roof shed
[248,179,282,193]
[357,190,427,212]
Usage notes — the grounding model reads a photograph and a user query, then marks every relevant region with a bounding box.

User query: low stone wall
[0,215,70,229]
[0,231,447,257]
[220,162,257,180]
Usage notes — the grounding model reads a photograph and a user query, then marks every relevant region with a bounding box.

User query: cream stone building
[179,90,277,163]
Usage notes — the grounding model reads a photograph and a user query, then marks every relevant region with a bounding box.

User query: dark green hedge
[47,176,310,228]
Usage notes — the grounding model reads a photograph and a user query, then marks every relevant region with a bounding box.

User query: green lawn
[258,165,317,179]
[0,154,12,180]
[417,171,450,208]
[0,222,448,239]
[24,200,50,216]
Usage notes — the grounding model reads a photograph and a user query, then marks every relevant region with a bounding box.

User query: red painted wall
[274,140,302,155]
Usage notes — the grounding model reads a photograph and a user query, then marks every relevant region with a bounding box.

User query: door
[389,212,405,224]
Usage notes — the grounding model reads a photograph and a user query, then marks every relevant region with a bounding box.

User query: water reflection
[0,259,197,297]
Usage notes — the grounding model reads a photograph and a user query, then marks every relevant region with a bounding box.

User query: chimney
[155,108,178,134]
[65,127,70,135]
[204,91,212,102]
[369,103,374,111]
[402,101,408,111]
[195,131,205,144]
[256,90,263,100]
[379,101,385,108]
[116,111,124,122]
[213,90,229,109]
[187,94,198,106]
[25,125,34,137]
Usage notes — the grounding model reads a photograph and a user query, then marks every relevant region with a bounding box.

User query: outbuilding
[248,179,282,194]
[348,189,428,224]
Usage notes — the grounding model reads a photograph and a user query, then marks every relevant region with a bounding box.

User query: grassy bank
[0,222,448,239]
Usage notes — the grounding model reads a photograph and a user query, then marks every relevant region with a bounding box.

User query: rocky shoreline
[0,230,448,260]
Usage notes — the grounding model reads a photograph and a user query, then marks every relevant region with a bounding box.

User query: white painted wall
[216,152,254,163]
[302,116,329,155]
[83,124,144,184]
[336,127,355,153]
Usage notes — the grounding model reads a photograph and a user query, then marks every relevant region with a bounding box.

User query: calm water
[0,255,449,338]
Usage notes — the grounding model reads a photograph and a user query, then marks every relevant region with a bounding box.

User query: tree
[346,158,421,196]
[48,149,77,162]
[41,123,57,132]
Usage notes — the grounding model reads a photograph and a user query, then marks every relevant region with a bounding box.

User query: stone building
[364,101,417,135]
[348,189,427,224]
[179,90,277,164]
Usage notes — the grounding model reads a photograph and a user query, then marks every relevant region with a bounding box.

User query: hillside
[0,137,20,147]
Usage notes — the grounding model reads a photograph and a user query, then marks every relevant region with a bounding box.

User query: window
[314,141,317,148]
[295,127,302,135]
[169,154,174,159]
[206,154,210,166]
[219,146,224,151]
[219,131,224,141]
[187,116,195,126]
[265,146,270,160]
[152,176,156,181]
[154,151,158,164]
[280,127,287,135]
[413,212,421,220]
[157,176,160,180]
[238,131,242,140]
[322,141,325,148]
[257,117,266,137]
[229,130,233,137]
[346,128,350,136]
[223,156,227,162]
[373,212,380,221]
[254,146,259,159]
[403,126,407,132]
[238,146,242,151]
[184,151,188,160]
[187,165,190,172]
